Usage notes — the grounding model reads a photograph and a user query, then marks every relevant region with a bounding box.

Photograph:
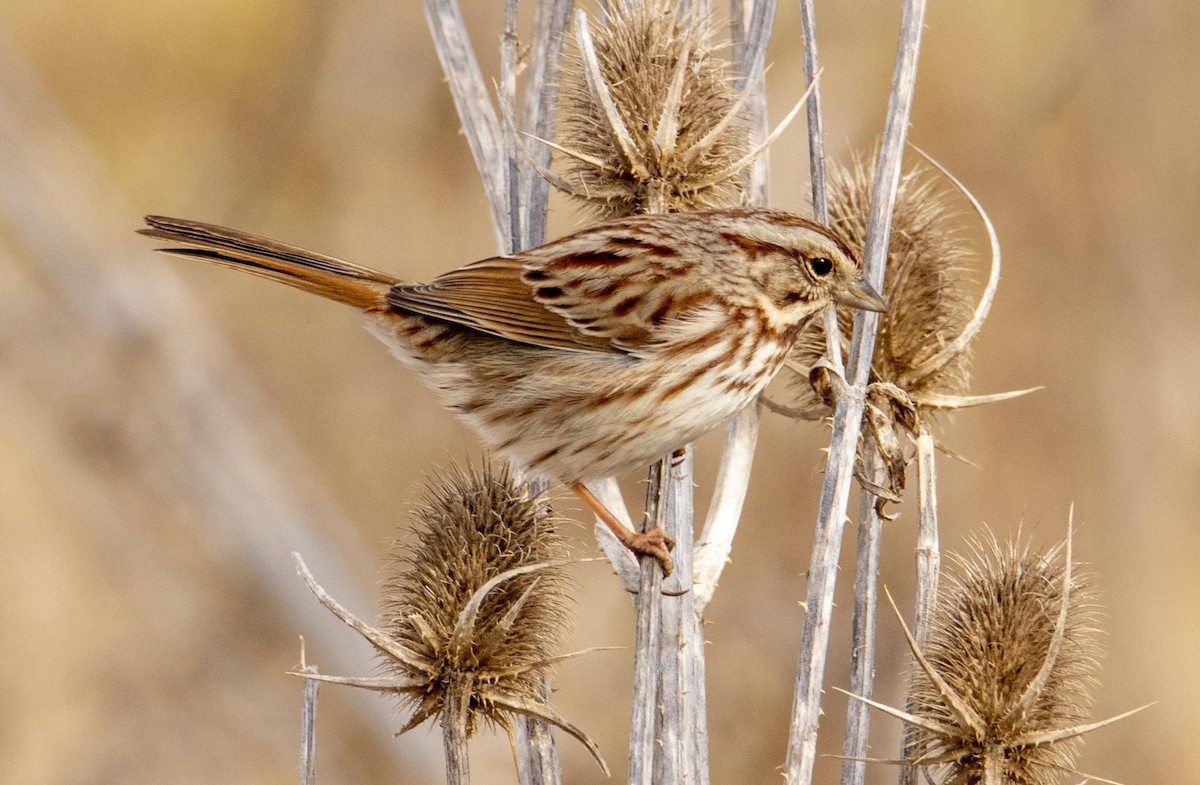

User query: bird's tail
[141,215,400,310]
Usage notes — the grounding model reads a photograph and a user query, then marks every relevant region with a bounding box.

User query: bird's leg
[572,482,676,576]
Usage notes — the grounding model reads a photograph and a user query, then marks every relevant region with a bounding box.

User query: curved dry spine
[903,145,1001,390]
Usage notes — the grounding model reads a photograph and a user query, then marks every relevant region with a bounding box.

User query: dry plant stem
[443,679,472,785]
[900,429,941,784]
[628,461,665,785]
[299,643,318,785]
[808,0,871,768]
[574,9,769,774]
[784,1,927,783]
[515,674,562,785]
[654,448,702,785]
[626,445,695,785]
[798,0,829,224]
[429,2,571,774]
[510,7,574,772]
[422,0,508,248]
[515,473,561,785]
[501,0,522,252]
[729,0,746,51]
[694,405,761,610]
[660,2,776,773]
[841,452,886,785]
[519,0,573,247]
[496,11,564,763]
[912,432,940,649]
[797,0,844,371]
[733,0,778,204]
[687,602,712,785]
[645,4,782,775]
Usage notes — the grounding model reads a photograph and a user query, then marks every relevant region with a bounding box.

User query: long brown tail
[140,215,400,310]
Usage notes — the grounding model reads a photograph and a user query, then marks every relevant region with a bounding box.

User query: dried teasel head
[908,528,1099,783]
[380,461,571,734]
[778,153,1032,508]
[553,0,750,217]
[292,461,606,773]
[844,519,1148,784]
[790,156,978,415]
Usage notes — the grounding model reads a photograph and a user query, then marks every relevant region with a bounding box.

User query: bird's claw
[624,527,676,576]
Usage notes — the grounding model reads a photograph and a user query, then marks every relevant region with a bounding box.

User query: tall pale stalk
[784,2,928,784]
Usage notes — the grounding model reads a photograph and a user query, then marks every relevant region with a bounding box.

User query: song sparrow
[141,209,885,574]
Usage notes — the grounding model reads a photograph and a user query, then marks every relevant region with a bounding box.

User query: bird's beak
[835,279,888,312]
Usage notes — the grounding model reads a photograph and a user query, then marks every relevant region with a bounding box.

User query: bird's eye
[809,256,834,277]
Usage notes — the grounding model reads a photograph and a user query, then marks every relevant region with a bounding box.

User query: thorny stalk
[912,431,941,650]
[501,0,522,253]
[784,2,928,785]
[511,6,573,776]
[794,1,883,779]
[561,10,690,780]
[629,461,665,785]
[501,2,571,773]
[732,0,778,204]
[639,1,795,778]
[900,429,941,784]
[841,453,885,785]
[519,0,574,248]
[655,449,701,785]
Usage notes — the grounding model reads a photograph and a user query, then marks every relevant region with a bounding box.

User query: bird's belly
[365,310,787,483]
[479,341,785,482]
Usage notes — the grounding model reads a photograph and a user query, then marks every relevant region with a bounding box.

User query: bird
[141,208,885,575]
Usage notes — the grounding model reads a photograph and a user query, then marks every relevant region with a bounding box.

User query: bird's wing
[387,256,614,352]
[387,227,718,354]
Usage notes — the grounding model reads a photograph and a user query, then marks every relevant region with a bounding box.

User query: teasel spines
[907,529,1101,784]
[555,0,750,217]
[293,461,607,773]
[845,523,1145,785]
[378,460,572,736]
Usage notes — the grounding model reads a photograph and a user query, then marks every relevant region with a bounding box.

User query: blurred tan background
[1,1,1195,783]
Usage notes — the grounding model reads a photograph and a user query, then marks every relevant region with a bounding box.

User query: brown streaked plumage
[141,209,885,574]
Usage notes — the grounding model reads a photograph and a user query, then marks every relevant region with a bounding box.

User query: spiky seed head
[908,531,1102,785]
[379,461,572,736]
[556,0,749,217]
[790,158,977,413]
